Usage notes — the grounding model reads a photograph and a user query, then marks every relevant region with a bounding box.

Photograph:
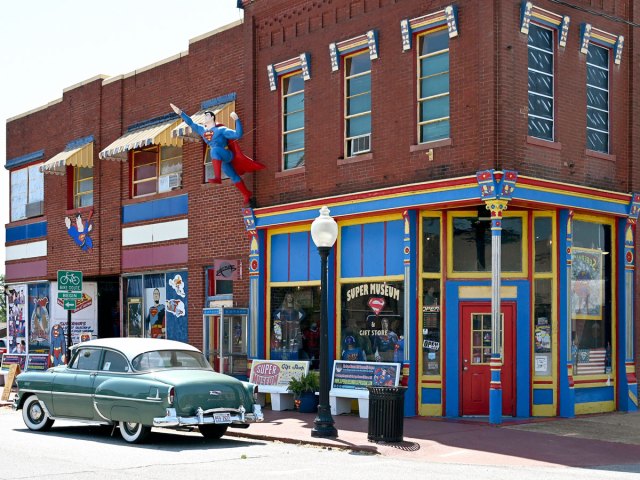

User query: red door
[461,302,515,416]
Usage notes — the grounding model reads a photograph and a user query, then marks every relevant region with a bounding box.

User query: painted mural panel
[28,283,50,354]
[7,285,28,354]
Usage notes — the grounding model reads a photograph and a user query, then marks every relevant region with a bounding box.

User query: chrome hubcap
[30,403,43,422]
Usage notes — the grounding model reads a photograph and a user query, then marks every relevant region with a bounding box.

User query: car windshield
[131,350,211,372]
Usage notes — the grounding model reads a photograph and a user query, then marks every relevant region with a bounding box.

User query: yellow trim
[339,212,404,227]
[68,142,94,168]
[574,377,615,388]
[575,400,615,415]
[254,178,479,221]
[630,390,638,407]
[447,210,529,278]
[153,119,183,147]
[269,280,320,288]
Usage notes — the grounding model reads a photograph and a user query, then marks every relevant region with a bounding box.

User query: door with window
[461,302,515,416]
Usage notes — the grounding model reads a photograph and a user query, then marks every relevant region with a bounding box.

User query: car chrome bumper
[153,404,264,427]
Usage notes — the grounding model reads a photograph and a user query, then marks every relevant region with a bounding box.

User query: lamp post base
[311,405,338,438]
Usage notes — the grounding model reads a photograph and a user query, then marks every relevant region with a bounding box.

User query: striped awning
[40,140,94,176]
[99,117,182,161]
[171,101,235,142]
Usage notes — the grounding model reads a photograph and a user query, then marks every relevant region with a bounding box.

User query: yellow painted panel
[458,285,517,299]
[419,404,442,416]
[575,401,615,415]
[532,404,555,417]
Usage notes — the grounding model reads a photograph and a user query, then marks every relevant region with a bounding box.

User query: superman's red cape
[229,140,266,175]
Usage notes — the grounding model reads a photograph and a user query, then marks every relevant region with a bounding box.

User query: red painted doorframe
[460,302,516,416]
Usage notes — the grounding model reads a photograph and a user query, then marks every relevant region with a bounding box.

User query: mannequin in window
[170,103,265,205]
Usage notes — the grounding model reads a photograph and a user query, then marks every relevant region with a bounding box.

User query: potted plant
[287,371,320,413]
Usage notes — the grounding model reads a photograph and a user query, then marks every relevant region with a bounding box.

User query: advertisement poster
[28,283,50,354]
[165,271,188,343]
[128,299,142,338]
[26,354,50,371]
[6,284,28,355]
[249,360,309,388]
[571,247,603,319]
[0,354,27,371]
[50,282,98,348]
[331,360,400,391]
[145,284,166,339]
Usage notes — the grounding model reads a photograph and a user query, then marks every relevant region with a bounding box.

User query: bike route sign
[57,270,83,292]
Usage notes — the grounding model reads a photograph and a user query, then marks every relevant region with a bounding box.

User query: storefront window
[340,281,404,363]
[269,287,321,367]
[422,217,441,272]
[124,272,188,342]
[571,219,612,376]
[533,215,554,377]
[451,215,523,273]
[422,279,441,375]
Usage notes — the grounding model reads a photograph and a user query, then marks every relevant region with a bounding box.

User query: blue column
[558,209,575,418]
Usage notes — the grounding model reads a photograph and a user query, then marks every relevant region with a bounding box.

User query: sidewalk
[225,408,640,468]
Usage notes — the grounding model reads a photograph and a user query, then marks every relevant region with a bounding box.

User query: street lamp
[310,206,338,438]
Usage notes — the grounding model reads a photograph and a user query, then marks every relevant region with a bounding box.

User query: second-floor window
[282,73,305,170]
[10,164,44,221]
[418,28,450,143]
[586,44,609,153]
[528,24,554,141]
[74,166,93,208]
[132,145,182,198]
[345,52,371,156]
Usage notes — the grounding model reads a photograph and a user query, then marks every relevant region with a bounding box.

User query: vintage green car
[13,338,263,443]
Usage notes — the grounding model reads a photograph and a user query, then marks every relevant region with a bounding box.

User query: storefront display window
[270,287,321,367]
[340,281,404,363]
[422,279,441,375]
[571,219,612,376]
[533,216,554,377]
[124,271,188,342]
[451,214,523,273]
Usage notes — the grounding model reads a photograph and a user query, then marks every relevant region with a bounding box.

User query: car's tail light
[168,386,175,405]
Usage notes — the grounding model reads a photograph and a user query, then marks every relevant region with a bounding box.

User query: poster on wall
[165,271,188,343]
[28,283,50,354]
[50,282,98,349]
[6,284,28,355]
[145,284,166,339]
[128,299,143,338]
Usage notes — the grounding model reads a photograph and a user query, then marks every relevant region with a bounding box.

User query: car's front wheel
[22,395,54,432]
[119,421,151,443]
[198,424,228,439]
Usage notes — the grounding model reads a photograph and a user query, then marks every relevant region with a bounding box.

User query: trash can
[367,386,407,443]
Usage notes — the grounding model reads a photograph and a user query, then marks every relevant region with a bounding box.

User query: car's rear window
[131,350,210,372]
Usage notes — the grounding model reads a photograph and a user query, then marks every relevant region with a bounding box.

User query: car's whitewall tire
[22,395,54,432]
[119,421,151,443]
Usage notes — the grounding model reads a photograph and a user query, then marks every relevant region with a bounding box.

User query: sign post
[57,270,83,362]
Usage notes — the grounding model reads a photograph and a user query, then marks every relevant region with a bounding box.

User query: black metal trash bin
[367,386,407,443]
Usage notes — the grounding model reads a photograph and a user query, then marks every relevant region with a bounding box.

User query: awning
[99,117,182,161]
[171,101,235,142]
[40,141,94,176]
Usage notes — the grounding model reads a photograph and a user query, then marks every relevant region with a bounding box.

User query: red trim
[256,177,476,215]
[518,176,630,202]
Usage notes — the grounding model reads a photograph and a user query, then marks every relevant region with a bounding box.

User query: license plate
[213,413,231,424]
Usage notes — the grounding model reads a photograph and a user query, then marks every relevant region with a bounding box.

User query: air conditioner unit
[350,134,371,156]
[25,200,44,218]
[159,173,181,192]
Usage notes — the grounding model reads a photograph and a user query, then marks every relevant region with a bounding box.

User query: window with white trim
[10,164,44,221]
[586,44,609,153]
[418,27,450,143]
[132,145,182,198]
[527,24,554,141]
[282,72,305,170]
[345,52,371,156]
[74,166,93,208]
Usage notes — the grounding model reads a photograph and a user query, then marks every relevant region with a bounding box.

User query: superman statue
[170,103,265,205]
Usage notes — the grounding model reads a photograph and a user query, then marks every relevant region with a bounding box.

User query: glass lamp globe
[311,206,338,248]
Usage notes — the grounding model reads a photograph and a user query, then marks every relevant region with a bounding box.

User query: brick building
[4,0,639,419]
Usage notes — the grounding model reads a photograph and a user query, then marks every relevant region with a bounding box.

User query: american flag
[576,348,606,375]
